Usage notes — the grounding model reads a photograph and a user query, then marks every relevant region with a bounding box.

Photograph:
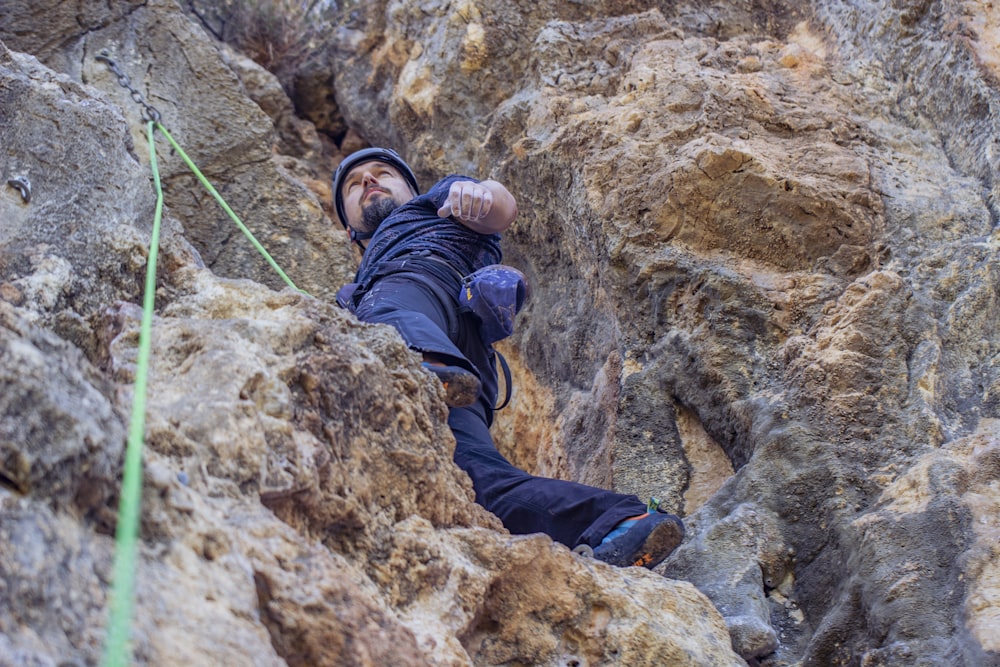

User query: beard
[359,197,400,234]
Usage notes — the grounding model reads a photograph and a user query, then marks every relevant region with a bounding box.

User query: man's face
[341,160,417,234]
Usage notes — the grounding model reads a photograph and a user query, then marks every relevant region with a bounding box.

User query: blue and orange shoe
[589,511,685,569]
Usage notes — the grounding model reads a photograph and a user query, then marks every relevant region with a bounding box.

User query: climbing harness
[494,350,513,411]
[95,51,307,667]
[355,251,519,411]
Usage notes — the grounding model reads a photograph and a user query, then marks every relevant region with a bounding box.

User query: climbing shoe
[422,362,481,407]
[590,511,685,569]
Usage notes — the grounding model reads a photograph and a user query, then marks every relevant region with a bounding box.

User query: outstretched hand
[437,181,494,222]
[436,179,518,234]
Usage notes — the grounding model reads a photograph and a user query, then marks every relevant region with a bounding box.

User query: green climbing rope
[154,123,307,295]
[102,121,164,667]
[98,52,309,666]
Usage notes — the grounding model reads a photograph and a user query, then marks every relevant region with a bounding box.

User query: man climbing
[333,147,684,569]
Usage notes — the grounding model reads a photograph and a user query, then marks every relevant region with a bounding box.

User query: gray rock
[4,0,1000,665]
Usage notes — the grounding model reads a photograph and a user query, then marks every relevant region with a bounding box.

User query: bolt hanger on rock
[7,176,30,203]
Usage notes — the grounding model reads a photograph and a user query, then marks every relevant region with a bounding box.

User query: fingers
[463,185,491,220]
[439,181,493,221]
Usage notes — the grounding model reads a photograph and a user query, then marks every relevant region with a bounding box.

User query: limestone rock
[0,303,123,522]
[0,28,742,660]
[4,0,1000,665]
[328,0,1000,664]
[2,0,354,301]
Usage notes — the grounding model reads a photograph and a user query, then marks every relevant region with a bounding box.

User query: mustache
[363,185,389,199]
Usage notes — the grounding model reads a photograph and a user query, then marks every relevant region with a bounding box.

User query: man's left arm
[437,179,518,234]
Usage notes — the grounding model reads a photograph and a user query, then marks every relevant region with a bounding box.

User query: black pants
[354,270,646,548]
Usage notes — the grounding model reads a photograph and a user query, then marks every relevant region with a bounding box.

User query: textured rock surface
[0,4,744,664]
[1,0,353,301]
[2,0,1000,665]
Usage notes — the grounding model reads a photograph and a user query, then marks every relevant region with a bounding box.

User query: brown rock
[4,0,1000,665]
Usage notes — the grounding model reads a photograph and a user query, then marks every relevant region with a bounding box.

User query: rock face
[1,0,999,666]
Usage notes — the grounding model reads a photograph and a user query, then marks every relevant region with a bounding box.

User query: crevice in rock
[676,402,735,514]
[0,469,25,495]
[252,571,302,666]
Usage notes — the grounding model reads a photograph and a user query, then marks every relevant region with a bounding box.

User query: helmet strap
[349,227,373,251]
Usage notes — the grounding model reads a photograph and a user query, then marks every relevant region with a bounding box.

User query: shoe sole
[630,517,684,568]
[423,364,481,407]
[591,513,685,569]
